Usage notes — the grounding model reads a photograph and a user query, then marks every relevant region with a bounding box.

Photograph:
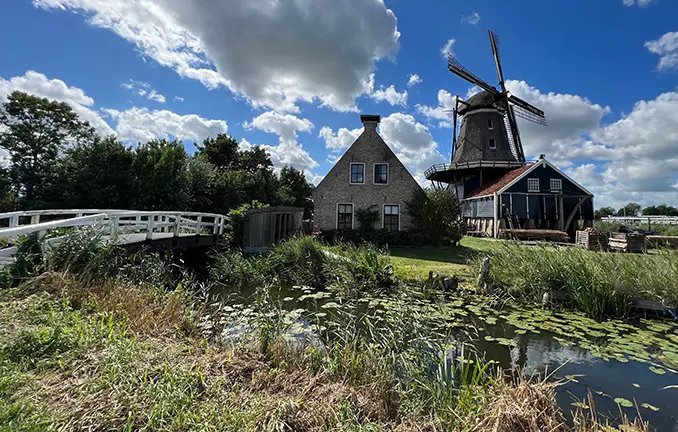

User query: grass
[483,243,678,318]
[389,237,499,281]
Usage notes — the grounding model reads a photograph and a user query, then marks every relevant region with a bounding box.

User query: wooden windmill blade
[447,54,498,95]
[452,95,459,152]
[488,30,506,92]
[508,94,545,118]
[504,107,526,163]
[513,104,548,126]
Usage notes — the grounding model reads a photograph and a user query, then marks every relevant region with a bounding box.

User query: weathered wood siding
[462,196,494,218]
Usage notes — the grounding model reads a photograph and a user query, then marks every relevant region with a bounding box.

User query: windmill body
[425,30,595,239]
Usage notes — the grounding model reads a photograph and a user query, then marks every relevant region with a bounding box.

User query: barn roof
[465,164,534,198]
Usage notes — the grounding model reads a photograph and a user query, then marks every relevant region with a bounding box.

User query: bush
[405,188,466,246]
[210,248,265,291]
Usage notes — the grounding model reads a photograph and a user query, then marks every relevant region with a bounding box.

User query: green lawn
[389,237,499,281]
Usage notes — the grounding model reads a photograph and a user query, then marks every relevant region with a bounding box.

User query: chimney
[360,114,380,131]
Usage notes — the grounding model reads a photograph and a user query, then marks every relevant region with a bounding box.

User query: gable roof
[466,164,534,198]
[465,158,594,199]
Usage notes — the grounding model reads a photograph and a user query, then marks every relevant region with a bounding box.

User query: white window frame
[373,162,389,185]
[382,204,400,231]
[488,119,494,130]
[488,138,496,149]
[336,203,354,229]
[527,178,540,192]
[349,163,365,184]
[550,178,562,192]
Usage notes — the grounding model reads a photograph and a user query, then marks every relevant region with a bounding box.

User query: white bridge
[0,209,230,267]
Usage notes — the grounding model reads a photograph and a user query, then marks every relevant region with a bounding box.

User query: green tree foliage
[57,136,135,209]
[0,91,95,208]
[196,134,240,169]
[277,166,314,218]
[0,168,16,212]
[643,204,678,216]
[596,206,617,219]
[132,139,190,210]
[405,188,465,246]
[355,205,380,237]
[616,202,641,217]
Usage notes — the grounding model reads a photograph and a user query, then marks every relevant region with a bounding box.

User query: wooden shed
[244,207,304,253]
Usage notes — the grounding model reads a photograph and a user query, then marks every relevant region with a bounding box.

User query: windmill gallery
[424,30,594,240]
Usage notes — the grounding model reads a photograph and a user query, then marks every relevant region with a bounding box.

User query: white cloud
[622,0,654,6]
[462,12,481,25]
[441,38,455,58]
[465,85,483,100]
[173,96,184,102]
[415,89,457,128]
[407,74,422,87]
[319,126,362,152]
[244,111,318,171]
[35,0,400,113]
[122,79,166,103]
[645,32,678,72]
[379,113,445,174]
[0,70,114,137]
[104,107,227,144]
[370,85,408,106]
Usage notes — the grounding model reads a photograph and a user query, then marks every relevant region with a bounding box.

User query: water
[212,283,678,430]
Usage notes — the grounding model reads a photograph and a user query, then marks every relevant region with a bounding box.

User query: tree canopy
[0,91,314,216]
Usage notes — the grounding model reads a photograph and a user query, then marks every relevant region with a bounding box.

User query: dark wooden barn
[459,157,594,239]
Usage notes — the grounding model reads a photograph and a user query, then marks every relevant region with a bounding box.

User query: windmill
[446,30,547,163]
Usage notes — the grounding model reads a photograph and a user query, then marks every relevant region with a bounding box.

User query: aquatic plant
[482,243,678,319]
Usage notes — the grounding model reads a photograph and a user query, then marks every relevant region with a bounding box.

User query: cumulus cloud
[461,12,481,25]
[379,113,445,173]
[244,111,318,171]
[441,38,455,57]
[35,0,400,112]
[0,70,114,136]
[173,96,184,102]
[319,126,362,152]
[407,74,422,87]
[104,107,227,144]
[645,31,678,72]
[370,85,408,106]
[415,89,456,128]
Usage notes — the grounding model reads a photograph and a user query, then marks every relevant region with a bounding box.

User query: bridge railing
[0,210,230,243]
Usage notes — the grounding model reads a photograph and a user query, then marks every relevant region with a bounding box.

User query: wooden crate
[576,230,608,251]
[646,235,678,249]
[608,233,646,253]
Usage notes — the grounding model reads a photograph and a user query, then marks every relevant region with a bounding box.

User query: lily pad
[649,366,666,375]
[614,397,633,408]
[641,403,659,412]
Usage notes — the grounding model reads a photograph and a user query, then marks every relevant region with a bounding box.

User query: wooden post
[31,215,40,225]
[173,214,180,237]
[196,215,202,235]
[558,195,564,232]
[493,192,499,238]
[146,216,155,240]
[9,216,19,228]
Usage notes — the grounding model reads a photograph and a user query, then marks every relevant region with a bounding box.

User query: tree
[0,167,16,212]
[195,134,240,169]
[643,204,678,216]
[57,136,135,209]
[616,202,641,217]
[0,91,95,208]
[595,206,616,219]
[405,189,465,246]
[277,166,314,218]
[131,139,190,210]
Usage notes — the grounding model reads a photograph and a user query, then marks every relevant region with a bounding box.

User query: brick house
[313,115,423,232]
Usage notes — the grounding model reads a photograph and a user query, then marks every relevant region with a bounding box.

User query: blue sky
[1,0,677,209]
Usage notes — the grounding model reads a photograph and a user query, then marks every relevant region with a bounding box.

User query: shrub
[210,248,265,291]
[405,188,466,246]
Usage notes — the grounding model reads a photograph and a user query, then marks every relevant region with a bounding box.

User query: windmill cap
[360,114,381,124]
[459,90,497,115]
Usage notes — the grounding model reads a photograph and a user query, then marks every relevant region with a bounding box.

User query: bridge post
[196,216,202,235]
[212,217,219,234]
[219,217,225,234]
[9,216,19,228]
[146,215,155,241]
[174,214,180,237]
[31,215,40,225]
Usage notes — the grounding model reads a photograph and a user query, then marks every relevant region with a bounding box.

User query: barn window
[383,205,400,231]
[488,119,494,130]
[550,179,562,192]
[374,163,388,184]
[350,163,364,184]
[337,204,353,229]
[489,138,496,149]
[527,178,540,192]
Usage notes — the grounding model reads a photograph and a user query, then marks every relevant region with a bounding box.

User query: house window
[550,178,562,192]
[383,205,400,232]
[350,163,364,184]
[337,204,353,229]
[527,178,540,192]
[488,119,494,130]
[374,163,388,184]
[489,138,496,149]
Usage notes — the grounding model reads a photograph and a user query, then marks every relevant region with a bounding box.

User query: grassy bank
[483,243,678,318]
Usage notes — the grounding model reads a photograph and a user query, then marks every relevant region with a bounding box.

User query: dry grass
[472,377,565,432]
[572,391,649,432]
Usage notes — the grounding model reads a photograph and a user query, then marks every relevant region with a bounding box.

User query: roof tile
[466,164,534,198]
